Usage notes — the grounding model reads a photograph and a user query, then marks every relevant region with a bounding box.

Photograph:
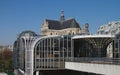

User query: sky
[0,0,120,45]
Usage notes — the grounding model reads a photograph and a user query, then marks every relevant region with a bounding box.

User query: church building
[41,11,89,36]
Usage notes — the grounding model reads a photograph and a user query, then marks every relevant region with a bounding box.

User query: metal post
[53,38,54,68]
[50,38,51,68]
[67,35,69,60]
[63,36,64,62]
[41,40,43,68]
[47,38,48,68]
[39,41,40,69]
[118,39,120,58]
[44,39,45,68]
[58,38,60,68]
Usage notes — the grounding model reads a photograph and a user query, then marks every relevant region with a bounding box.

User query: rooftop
[72,34,115,39]
[43,11,81,30]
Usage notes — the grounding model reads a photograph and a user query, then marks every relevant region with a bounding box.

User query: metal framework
[14,31,119,75]
[72,35,114,57]
[113,33,120,58]
[13,31,72,75]
[13,31,37,75]
[33,35,72,70]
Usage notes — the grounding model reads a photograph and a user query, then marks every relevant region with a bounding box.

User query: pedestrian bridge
[65,58,120,75]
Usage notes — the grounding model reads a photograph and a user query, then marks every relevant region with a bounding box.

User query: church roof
[46,19,61,30]
[45,18,80,30]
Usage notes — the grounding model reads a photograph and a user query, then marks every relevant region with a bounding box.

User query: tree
[0,48,13,72]
[2,48,13,60]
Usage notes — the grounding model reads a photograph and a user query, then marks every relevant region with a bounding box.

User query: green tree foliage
[0,48,13,72]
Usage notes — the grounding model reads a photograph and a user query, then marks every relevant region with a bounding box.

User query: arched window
[73,32,74,35]
[50,33,52,35]
[69,33,71,35]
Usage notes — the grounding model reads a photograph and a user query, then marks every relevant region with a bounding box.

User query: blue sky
[0,0,120,45]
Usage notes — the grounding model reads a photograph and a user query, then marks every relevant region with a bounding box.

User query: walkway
[65,58,120,75]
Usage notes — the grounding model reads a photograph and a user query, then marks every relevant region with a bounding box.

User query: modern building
[97,21,120,35]
[13,30,117,75]
[13,31,73,75]
[13,31,38,75]
[41,11,89,36]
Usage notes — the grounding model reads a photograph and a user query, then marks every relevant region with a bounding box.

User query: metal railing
[66,57,120,65]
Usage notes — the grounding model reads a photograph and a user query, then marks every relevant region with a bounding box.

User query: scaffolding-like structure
[33,35,72,70]
[13,31,72,75]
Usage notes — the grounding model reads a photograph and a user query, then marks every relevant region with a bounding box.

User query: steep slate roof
[46,18,80,30]
[46,19,61,30]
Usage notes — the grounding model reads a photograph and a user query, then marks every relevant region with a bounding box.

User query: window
[50,33,52,35]
[73,32,74,35]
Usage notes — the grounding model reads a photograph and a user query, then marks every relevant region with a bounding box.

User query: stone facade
[41,11,89,36]
[97,21,120,35]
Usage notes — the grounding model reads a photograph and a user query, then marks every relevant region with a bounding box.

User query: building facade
[97,21,120,35]
[41,11,89,36]
[0,45,13,52]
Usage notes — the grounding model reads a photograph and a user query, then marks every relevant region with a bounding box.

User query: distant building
[97,21,120,35]
[113,32,120,58]
[0,45,13,52]
[41,11,89,36]
[0,46,3,52]
[97,21,120,58]
[7,45,13,51]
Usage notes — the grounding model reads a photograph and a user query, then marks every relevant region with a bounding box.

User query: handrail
[66,57,120,65]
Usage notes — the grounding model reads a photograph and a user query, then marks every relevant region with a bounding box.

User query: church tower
[60,11,65,22]
[85,23,89,35]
